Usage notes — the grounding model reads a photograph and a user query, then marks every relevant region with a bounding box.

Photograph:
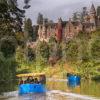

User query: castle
[34,4,100,42]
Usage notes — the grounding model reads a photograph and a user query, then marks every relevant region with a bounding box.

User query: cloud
[18,0,100,25]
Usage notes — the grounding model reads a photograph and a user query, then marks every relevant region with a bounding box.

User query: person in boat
[24,76,34,84]
[39,75,46,84]
[30,76,34,84]
[34,78,39,84]
[67,73,72,77]
[19,78,24,85]
[24,76,31,83]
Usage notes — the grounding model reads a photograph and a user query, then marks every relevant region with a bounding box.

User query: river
[0,79,100,100]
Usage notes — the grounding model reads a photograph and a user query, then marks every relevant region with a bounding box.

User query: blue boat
[16,73,46,95]
[67,73,81,87]
[19,83,46,95]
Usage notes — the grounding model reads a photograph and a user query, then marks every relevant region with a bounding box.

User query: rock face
[35,4,100,42]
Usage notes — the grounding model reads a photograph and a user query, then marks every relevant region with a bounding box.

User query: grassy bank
[16,60,100,80]
[16,59,76,79]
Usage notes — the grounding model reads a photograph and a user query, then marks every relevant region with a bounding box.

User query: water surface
[0,79,100,100]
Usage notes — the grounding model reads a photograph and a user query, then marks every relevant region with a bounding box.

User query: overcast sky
[18,0,100,25]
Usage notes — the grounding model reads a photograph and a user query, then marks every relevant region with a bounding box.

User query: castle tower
[47,26,50,39]
[65,18,75,39]
[56,18,63,41]
[89,4,96,31]
[90,4,96,23]
[42,18,47,40]
[82,7,88,22]
[90,4,96,16]
[83,7,88,16]
[47,20,53,39]
[38,25,42,39]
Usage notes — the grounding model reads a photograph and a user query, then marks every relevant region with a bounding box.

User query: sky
[18,0,100,25]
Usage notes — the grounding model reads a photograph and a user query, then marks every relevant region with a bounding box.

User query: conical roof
[90,4,96,14]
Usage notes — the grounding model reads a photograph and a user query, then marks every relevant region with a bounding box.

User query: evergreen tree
[91,38,100,60]
[73,12,82,22]
[23,0,31,9]
[0,36,17,57]
[36,41,50,62]
[0,0,30,82]
[65,40,78,61]
[73,13,78,21]
[37,13,43,25]
[0,0,25,39]
[24,18,33,41]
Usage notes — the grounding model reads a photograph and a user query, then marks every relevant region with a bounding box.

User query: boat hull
[67,75,81,87]
[19,84,46,95]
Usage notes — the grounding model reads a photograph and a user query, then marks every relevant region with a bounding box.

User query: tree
[73,12,82,22]
[49,36,57,56]
[81,7,88,21]
[65,40,78,61]
[91,38,100,60]
[0,0,25,39]
[15,32,26,46]
[37,13,43,25]
[0,0,30,82]
[33,26,38,41]
[27,47,35,61]
[24,18,33,40]
[23,0,31,9]
[36,41,50,62]
[35,41,50,71]
[16,46,27,65]
[0,36,17,57]
[73,12,78,21]
[0,52,17,81]
[78,39,90,62]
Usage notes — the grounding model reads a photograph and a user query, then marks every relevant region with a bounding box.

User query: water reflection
[0,79,100,100]
[0,80,18,94]
[1,91,97,100]
[47,79,100,98]
[67,81,81,87]
[18,93,46,100]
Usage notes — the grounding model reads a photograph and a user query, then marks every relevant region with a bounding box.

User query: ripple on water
[1,90,99,100]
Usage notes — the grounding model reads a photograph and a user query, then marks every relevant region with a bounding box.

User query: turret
[42,18,47,39]
[83,7,88,16]
[58,18,62,25]
[65,18,75,39]
[82,7,88,22]
[89,4,96,31]
[90,4,96,16]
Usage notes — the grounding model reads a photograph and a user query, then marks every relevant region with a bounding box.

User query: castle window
[75,27,77,29]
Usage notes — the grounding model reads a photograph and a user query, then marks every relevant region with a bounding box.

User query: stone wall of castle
[36,4,100,42]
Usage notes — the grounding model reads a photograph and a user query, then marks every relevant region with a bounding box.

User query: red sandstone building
[32,4,100,42]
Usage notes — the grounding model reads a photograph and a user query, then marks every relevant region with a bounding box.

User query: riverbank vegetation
[16,30,100,80]
[0,0,30,82]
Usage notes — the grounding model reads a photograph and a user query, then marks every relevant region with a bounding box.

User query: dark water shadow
[0,80,18,95]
